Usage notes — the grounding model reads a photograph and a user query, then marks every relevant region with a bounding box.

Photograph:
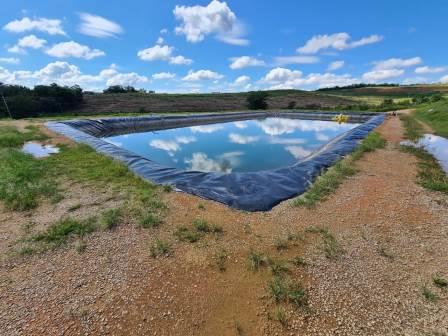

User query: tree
[246,91,269,110]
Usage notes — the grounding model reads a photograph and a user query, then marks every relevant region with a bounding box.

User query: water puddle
[22,142,60,158]
[401,134,448,173]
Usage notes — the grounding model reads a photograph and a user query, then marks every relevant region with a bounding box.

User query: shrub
[246,91,268,110]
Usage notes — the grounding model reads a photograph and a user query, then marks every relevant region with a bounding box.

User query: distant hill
[316,84,448,97]
[70,90,354,115]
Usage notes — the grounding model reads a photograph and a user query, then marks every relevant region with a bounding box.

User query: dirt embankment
[70,92,353,115]
[0,115,447,335]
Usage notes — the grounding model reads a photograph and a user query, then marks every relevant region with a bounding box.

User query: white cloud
[8,34,47,53]
[46,41,105,60]
[3,17,65,35]
[402,76,429,85]
[152,72,176,80]
[234,121,248,129]
[234,75,250,85]
[173,0,249,45]
[362,69,404,82]
[160,28,168,35]
[156,37,164,44]
[415,66,447,74]
[176,136,196,144]
[137,44,192,65]
[150,139,180,156]
[263,67,302,83]
[229,133,259,144]
[0,57,20,64]
[268,137,307,145]
[182,69,223,81]
[190,124,223,133]
[316,133,330,141]
[104,72,148,87]
[185,152,232,172]
[440,75,448,83]
[78,13,123,38]
[285,146,311,159]
[298,33,383,54]
[328,60,344,71]
[274,56,320,66]
[257,118,347,136]
[373,57,422,70]
[229,56,265,69]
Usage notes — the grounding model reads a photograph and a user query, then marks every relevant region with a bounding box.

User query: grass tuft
[433,274,448,289]
[421,285,438,302]
[139,211,163,228]
[267,276,307,308]
[101,208,122,229]
[248,250,268,271]
[213,248,228,271]
[274,238,288,251]
[150,238,171,257]
[271,306,287,326]
[174,226,201,243]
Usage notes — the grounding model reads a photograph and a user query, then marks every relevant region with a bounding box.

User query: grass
[149,238,171,258]
[414,99,448,138]
[271,306,287,326]
[400,113,448,194]
[139,210,163,228]
[248,250,269,271]
[291,256,307,267]
[305,226,342,259]
[269,260,290,276]
[267,276,307,308]
[31,217,97,248]
[433,274,448,289]
[101,208,122,229]
[213,248,228,271]
[421,285,438,302]
[294,132,386,207]
[274,238,288,251]
[0,125,47,147]
[192,219,223,233]
[174,226,201,243]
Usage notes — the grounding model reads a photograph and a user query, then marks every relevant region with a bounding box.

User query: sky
[0,0,447,93]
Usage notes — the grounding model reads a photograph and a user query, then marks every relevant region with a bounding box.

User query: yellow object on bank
[332,114,349,124]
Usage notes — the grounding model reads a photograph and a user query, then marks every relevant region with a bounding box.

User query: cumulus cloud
[173,0,249,45]
[373,57,422,70]
[229,56,265,69]
[268,137,307,145]
[234,75,250,85]
[440,75,448,83]
[327,60,344,71]
[46,41,105,60]
[152,72,176,80]
[274,56,320,66]
[78,13,123,38]
[257,118,346,136]
[182,69,223,81]
[150,139,180,156]
[176,136,196,144]
[228,133,259,144]
[234,121,248,129]
[137,44,192,65]
[8,35,47,53]
[415,66,447,74]
[297,33,383,54]
[3,17,65,35]
[362,69,404,82]
[185,152,232,172]
[190,124,224,133]
[0,57,20,64]
[262,67,359,89]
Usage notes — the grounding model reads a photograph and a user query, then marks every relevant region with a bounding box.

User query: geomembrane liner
[47,112,384,211]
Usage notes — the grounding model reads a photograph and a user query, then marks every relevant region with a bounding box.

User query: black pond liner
[47,112,385,211]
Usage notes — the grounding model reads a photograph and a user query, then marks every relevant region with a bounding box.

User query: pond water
[103,118,359,173]
[401,134,448,173]
[22,142,59,158]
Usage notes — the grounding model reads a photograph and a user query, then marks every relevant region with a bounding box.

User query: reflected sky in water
[402,134,448,173]
[103,118,359,173]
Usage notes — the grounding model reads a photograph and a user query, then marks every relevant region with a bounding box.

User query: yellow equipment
[332,113,349,124]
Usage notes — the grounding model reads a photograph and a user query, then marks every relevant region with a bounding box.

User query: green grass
[213,248,228,271]
[414,99,448,138]
[139,210,163,228]
[101,208,122,229]
[267,276,307,308]
[433,274,448,288]
[421,285,438,302]
[274,238,288,251]
[0,125,47,147]
[305,226,342,259]
[294,132,385,207]
[400,114,448,194]
[149,238,171,257]
[271,306,287,326]
[269,260,290,276]
[248,250,268,271]
[31,217,97,247]
[174,226,201,243]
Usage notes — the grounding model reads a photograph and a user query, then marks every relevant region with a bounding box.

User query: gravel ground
[0,115,447,335]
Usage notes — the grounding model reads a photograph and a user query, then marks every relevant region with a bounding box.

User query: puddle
[22,142,59,158]
[401,134,448,173]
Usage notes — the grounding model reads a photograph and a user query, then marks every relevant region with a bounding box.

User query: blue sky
[1,0,447,92]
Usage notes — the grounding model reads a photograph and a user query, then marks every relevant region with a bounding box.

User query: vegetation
[213,248,228,271]
[271,306,287,326]
[317,83,399,91]
[414,98,448,137]
[433,274,448,288]
[101,208,122,229]
[267,276,307,308]
[0,83,83,118]
[294,132,386,207]
[248,250,268,271]
[150,238,171,257]
[421,285,438,302]
[174,226,201,243]
[305,226,342,259]
[246,91,269,110]
[103,85,137,94]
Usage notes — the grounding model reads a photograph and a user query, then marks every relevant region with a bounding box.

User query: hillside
[318,84,448,97]
[70,90,353,115]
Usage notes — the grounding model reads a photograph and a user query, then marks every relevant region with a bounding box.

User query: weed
[291,256,307,267]
[248,250,268,271]
[274,238,288,251]
[75,240,87,253]
[150,239,171,257]
[378,246,394,260]
[272,306,287,326]
[213,249,228,271]
[162,184,173,192]
[305,226,342,259]
[139,211,162,228]
[174,226,201,243]
[193,219,210,232]
[198,203,205,210]
[101,208,122,229]
[269,260,290,276]
[433,275,448,289]
[287,232,303,242]
[234,321,243,335]
[18,246,36,256]
[421,285,438,302]
[32,217,97,247]
[267,276,307,308]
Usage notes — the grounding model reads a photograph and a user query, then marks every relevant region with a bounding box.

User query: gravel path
[0,115,447,335]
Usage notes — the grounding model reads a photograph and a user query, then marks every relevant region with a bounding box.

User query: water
[22,142,59,158]
[103,118,359,173]
[401,134,448,173]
